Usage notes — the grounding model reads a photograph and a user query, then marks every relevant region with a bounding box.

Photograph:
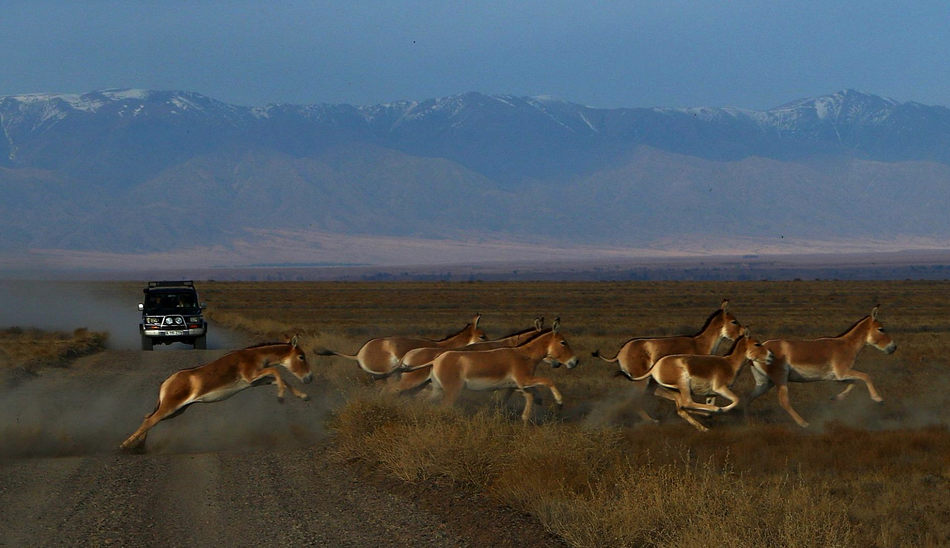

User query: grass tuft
[0,327,108,371]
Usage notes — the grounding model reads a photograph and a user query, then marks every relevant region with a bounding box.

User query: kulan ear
[473,314,481,329]
[871,305,880,320]
[290,334,299,348]
[552,316,561,333]
[534,316,544,331]
[721,298,730,311]
[742,327,751,338]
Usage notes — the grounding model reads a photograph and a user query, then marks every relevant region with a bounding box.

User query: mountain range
[1,88,949,269]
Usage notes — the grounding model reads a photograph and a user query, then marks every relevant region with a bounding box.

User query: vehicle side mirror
[138,303,144,311]
[200,303,207,310]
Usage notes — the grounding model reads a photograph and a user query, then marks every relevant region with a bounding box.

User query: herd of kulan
[120,300,896,451]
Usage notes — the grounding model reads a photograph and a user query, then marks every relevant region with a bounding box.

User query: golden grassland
[0,327,108,371]
[135,280,950,545]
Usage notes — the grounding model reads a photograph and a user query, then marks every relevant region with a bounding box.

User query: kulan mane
[511,327,553,344]
[514,329,555,347]
[613,312,720,348]
[835,315,872,338]
[245,341,293,349]
[501,326,543,339]
[436,323,474,342]
[219,342,294,357]
[694,308,725,337]
[722,335,745,355]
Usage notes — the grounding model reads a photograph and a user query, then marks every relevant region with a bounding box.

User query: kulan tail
[315,347,359,361]
[591,349,620,363]
[592,349,653,382]
[397,361,435,374]
[629,362,658,382]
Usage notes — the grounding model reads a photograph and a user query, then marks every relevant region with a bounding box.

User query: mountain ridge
[1,88,948,267]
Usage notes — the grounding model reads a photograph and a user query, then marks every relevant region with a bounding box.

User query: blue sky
[2,1,949,110]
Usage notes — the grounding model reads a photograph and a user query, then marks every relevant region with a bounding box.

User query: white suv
[138,281,208,350]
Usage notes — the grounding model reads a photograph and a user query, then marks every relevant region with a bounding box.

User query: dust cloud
[579,370,948,432]
[0,349,340,458]
[0,280,325,458]
[0,281,245,350]
[779,379,950,432]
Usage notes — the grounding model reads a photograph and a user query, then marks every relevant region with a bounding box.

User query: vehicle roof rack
[147,280,195,288]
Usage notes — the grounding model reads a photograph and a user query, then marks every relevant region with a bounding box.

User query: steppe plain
[1,279,948,546]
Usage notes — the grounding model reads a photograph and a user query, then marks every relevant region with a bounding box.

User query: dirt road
[0,350,564,546]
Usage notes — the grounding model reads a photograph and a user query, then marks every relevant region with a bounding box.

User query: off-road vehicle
[138,280,208,350]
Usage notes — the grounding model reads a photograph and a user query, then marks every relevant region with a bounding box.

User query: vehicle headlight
[175,317,184,325]
[145,317,161,325]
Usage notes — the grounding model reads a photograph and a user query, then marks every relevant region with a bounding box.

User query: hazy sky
[2,1,949,110]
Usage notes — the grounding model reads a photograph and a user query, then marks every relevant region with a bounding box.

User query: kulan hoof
[119,440,147,454]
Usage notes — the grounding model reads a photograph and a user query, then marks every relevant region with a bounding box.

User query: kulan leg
[426,380,444,403]
[832,382,856,401]
[713,386,740,413]
[120,376,193,450]
[437,377,463,408]
[121,412,161,450]
[520,377,563,406]
[675,407,709,432]
[286,384,309,400]
[745,364,773,407]
[120,397,190,450]
[248,367,309,401]
[836,369,883,402]
[654,386,713,417]
[776,383,810,428]
[670,390,710,432]
[652,386,677,403]
[519,388,536,423]
[670,381,713,431]
[674,378,721,414]
[635,379,660,423]
[388,367,431,395]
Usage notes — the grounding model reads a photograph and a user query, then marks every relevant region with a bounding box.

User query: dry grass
[329,398,947,547]
[0,327,108,371]
[202,280,950,546]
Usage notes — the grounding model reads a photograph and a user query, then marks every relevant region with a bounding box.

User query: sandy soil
[0,349,565,547]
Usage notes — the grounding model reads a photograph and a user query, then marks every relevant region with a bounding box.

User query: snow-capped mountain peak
[2,87,948,165]
[771,89,900,122]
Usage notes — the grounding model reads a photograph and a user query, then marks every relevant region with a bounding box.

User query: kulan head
[280,334,313,384]
[543,318,579,369]
[718,299,745,342]
[468,314,489,343]
[867,305,897,354]
[740,328,774,366]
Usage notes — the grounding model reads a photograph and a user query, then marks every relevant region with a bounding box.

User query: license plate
[164,330,183,336]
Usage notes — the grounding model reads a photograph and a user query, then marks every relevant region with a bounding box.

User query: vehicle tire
[194,335,207,349]
[141,334,153,351]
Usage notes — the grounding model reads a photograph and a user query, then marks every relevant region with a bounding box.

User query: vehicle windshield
[143,290,200,314]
